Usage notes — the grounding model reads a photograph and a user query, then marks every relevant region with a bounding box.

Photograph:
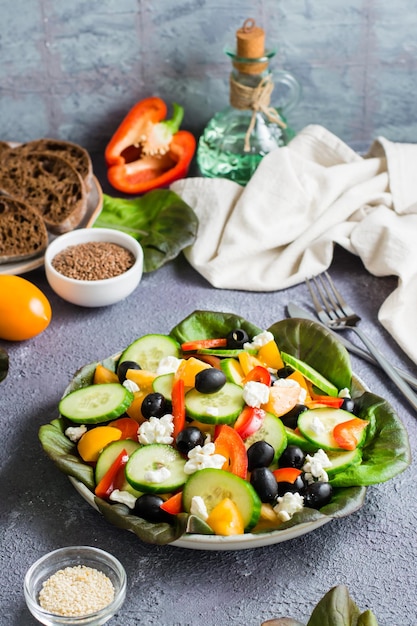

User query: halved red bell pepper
[105,96,196,194]
[234,406,266,440]
[172,378,186,439]
[333,418,369,451]
[94,448,129,499]
[214,424,248,478]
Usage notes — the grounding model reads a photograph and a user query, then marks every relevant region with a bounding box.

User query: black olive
[226,328,249,349]
[277,366,295,378]
[278,445,306,469]
[341,397,357,414]
[247,441,275,471]
[176,426,205,455]
[250,467,278,502]
[194,368,226,394]
[141,392,167,419]
[280,404,308,429]
[117,359,141,383]
[133,494,172,523]
[277,475,306,497]
[303,482,333,509]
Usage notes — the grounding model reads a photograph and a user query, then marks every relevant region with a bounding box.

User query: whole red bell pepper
[105,96,196,194]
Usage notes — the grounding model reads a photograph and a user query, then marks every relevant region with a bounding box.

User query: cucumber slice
[220,358,244,385]
[152,373,175,401]
[182,468,261,531]
[59,384,133,424]
[327,448,362,478]
[280,351,338,397]
[95,439,141,484]
[284,426,319,453]
[244,412,288,462]
[298,408,365,451]
[185,382,245,424]
[119,334,180,372]
[125,444,187,493]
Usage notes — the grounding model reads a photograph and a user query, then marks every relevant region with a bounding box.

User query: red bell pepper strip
[214,424,248,479]
[333,418,369,451]
[172,378,186,439]
[108,417,139,440]
[160,491,183,515]
[105,97,196,194]
[243,365,271,386]
[181,338,228,352]
[94,448,129,499]
[272,467,302,484]
[306,395,344,409]
[233,406,266,440]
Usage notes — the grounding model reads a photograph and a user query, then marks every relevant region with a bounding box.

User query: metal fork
[306,272,417,412]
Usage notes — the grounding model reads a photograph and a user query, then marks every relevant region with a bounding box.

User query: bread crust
[0,150,88,235]
[0,194,49,263]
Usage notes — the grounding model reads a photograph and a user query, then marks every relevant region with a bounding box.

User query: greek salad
[39,310,411,545]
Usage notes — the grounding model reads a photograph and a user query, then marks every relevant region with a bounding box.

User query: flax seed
[38,564,115,617]
[52,241,135,280]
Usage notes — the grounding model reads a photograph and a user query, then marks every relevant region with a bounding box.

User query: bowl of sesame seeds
[24,545,127,625]
[44,228,143,307]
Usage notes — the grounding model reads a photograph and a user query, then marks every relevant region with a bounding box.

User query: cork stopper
[233,18,268,74]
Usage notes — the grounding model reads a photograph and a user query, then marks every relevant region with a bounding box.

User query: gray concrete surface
[1,0,417,154]
[1,234,416,624]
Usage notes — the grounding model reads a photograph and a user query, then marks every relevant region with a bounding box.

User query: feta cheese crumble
[109,489,137,509]
[338,387,351,398]
[273,492,304,522]
[243,381,270,407]
[143,466,171,484]
[308,414,326,436]
[157,356,183,375]
[190,495,209,520]
[244,330,274,350]
[184,441,226,474]
[123,379,139,393]
[65,424,87,442]
[302,449,332,484]
[138,414,174,445]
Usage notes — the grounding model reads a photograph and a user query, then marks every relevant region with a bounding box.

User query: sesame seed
[38,564,115,617]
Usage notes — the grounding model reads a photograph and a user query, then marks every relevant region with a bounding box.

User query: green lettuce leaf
[93,190,198,272]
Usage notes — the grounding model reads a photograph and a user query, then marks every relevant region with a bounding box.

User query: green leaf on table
[0,347,8,383]
[169,309,262,345]
[93,190,198,272]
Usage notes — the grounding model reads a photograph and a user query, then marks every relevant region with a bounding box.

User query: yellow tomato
[0,275,52,341]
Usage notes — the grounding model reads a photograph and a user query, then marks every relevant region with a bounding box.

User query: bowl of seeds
[44,228,143,307]
[24,545,127,625]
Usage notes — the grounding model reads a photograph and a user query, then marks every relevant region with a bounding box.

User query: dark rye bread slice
[0,194,48,263]
[17,138,94,192]
[0,150,88,235]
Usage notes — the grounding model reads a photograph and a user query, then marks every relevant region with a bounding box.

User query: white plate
[0,176,103,276]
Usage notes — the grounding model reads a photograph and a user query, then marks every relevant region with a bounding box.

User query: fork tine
[305,276,336,322]
[318,274,345,319]
[324,271,357,318]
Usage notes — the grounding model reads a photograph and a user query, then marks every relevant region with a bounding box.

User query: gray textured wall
[1,0,417,155]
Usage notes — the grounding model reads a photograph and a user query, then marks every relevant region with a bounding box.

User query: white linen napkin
[171,125,417,365]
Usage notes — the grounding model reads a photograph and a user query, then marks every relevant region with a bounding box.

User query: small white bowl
[24,546,127,625]
[45,228,143,307]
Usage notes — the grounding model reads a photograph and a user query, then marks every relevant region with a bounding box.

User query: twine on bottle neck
[229,73,287,152]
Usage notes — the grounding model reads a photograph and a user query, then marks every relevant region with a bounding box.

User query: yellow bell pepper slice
[206,497,245,536]
[77,426,122,462]
[257,340,284,370]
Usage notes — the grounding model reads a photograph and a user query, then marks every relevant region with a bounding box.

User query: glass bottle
[197,19,301,186]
